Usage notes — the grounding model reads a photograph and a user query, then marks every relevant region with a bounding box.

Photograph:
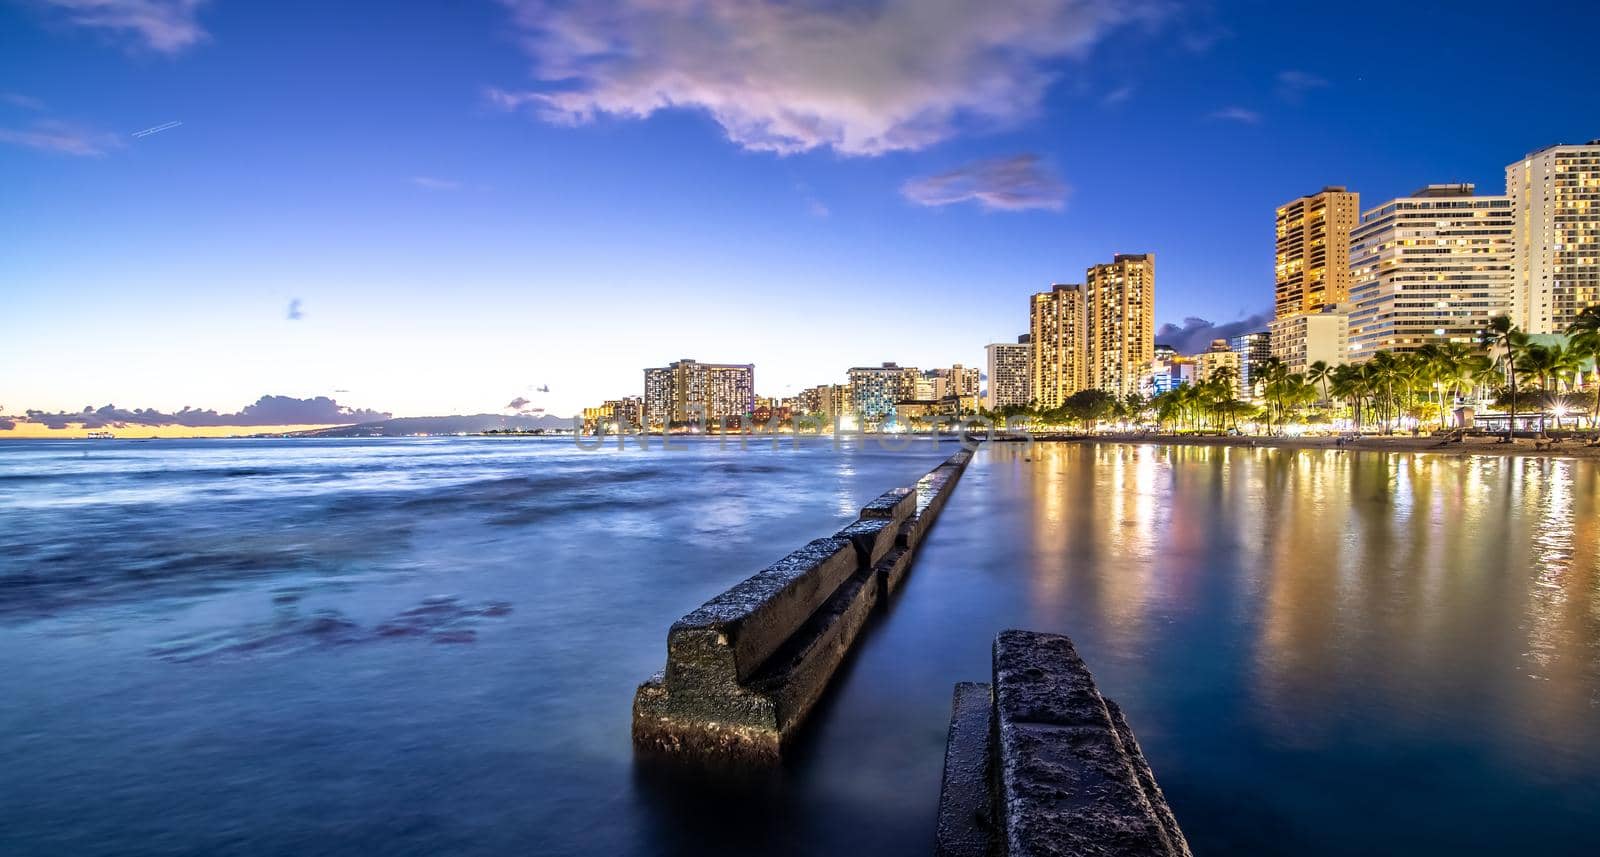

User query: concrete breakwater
[936,631,1191,857]
[632,447,974,763]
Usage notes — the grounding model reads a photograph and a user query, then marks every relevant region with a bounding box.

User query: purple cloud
[1156,310,1274,355]
[16,396,391,430]
[901,154,1067,212]
[489,0,1170,156]
[37,0,210,54]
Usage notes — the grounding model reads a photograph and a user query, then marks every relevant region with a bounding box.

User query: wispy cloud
[1208,106,1262,124]
[286,299,304,321]
[1102,85,1135,107]
[410,176,462,191]
[1276,69,1329,102]
[489,0,1171,156]
[0,93,45,110]
[37,0,210,54]
[0,120,120,156]
[901,154,1068,212]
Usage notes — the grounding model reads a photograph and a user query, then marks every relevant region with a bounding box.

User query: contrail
[132,121,183,138]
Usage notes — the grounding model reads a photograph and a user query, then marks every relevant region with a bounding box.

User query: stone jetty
[632,447,973,764]
[936,630,1191,857]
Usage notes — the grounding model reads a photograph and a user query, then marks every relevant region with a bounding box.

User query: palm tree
[1307,360,1333,411]
[1483,315,1528,442]
[1329,363,1365,431]
[1566,306,1600,430]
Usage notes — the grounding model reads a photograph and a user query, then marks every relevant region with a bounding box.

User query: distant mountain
[288,413,576,438]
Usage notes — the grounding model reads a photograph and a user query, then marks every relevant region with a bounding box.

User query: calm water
[2,438,1597,855]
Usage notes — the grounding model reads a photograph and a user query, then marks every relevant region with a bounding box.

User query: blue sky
[3,0,1598,419]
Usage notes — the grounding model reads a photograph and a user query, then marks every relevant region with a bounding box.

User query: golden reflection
[1007,441,1600,763]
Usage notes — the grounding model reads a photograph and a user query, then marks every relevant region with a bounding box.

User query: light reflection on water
[951,443,1599,854]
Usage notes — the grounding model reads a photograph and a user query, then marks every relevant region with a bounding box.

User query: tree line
[979,310,1600,439]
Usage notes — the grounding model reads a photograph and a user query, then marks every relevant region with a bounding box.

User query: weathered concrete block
[836,517,897,569]
[635,566,880,763]
[746,566,878,733]
[860,486,916,522]
[992,630,1191,857]
[872,546,914,597]
[915,463,964,528]
[946,449,974,467]
[936,682,997,857]
[666,537,856,688]
[895,516,919,551]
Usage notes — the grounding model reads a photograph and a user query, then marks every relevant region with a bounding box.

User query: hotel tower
[1347,185,1515,362]
[1029,285,1085,409]
[1084,254,1156,398]
[1507,140,1600,333]
[1274,187,1360,320]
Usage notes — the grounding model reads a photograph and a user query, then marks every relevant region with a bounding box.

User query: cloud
[901,153,1067,212]
[1102,85,1135,106]
[0,120,121,156]
[1208,106,1261,124]
[0,93,45,110]
[16,396,391,430]
[506,397,531,411]
[1276,70,1328,103]
[1156,309,1273,355]
[411,176,462,191]
[38,0,210,54]
[489,0,1170,156]
[286,298,304,320]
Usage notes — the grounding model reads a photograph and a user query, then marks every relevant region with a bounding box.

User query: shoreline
[1016,431,1600,460]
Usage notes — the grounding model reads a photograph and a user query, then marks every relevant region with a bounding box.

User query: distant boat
[86,431,115,439]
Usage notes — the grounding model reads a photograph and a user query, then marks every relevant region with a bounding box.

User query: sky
[3,0,1599,421]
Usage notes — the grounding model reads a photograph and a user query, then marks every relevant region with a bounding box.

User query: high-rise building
[1029,284,1085,409]
[1194,339,1243,399]
[848,363,911,426]
[641,358,755,428]
[985,339,1032,409]
[1347,185,1515,362]
[1231,331,1273,399]
[924,365,980,411]
[1085,254,1156,398]
[643,367,673,428]
[1275,187,1360,319]
[1507,141,1600,333]
[1269,306,1349,375]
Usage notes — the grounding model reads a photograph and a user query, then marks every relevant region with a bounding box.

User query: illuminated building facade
[1507,141,1600,333]
[1270,306,1349,374]
[985,340,1032,409]
[642,358,755,428]
[1030,284,1084,409]
[1347,185,1514,362]
[1085,254,1156,398]
[1275,187,1360,319]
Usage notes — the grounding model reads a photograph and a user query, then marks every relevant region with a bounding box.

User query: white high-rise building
[1270,305,1349,375]
[984,340,1032,409]
[1507,140,1600,333]
[1347,185,1515,362]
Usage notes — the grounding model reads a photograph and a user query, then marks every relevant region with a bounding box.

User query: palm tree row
[981,312,1600,436]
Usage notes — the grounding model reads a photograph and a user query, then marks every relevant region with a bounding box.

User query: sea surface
[1,437,1597,855]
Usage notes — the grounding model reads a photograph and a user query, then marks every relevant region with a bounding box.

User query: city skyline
[3,1,1599,423]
